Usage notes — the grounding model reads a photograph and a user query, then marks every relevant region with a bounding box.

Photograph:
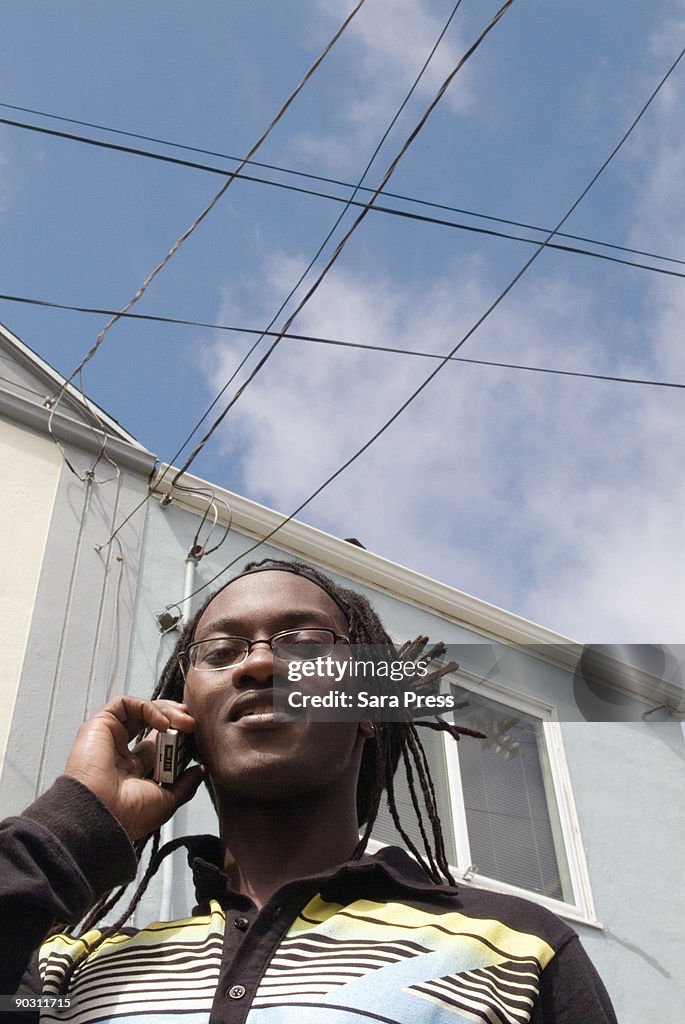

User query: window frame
[368,664,600,928]
[446,666,599,925]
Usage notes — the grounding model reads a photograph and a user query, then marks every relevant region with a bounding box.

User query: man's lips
[228,690,300,724]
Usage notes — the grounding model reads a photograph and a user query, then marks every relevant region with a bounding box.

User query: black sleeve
[537,934,619,1023]
[0,776,137,997]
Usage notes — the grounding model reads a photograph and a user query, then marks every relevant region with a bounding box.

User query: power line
[3,100,684,270]
[1,290,683,390]
[168,0,518,489]
[163,0,467,496]
[3,114,685,280]
[174,36,685,605]
[95,0,518,555]
[113,0,469,560]
[26,0,367,488]
[45,0,367,421]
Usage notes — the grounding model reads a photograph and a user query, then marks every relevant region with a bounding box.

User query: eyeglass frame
[179,627,351,674]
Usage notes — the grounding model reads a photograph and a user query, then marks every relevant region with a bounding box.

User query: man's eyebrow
[196,608,340,637]
[196,615,241,637]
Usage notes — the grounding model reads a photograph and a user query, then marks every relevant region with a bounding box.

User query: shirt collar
[182,834,459,908]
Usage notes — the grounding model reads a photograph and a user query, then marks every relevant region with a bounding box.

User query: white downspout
[159,546,201,921]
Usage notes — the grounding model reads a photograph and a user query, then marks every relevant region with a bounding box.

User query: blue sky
[2,0,685,641]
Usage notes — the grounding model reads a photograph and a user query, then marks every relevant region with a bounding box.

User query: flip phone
[153,729,183,785]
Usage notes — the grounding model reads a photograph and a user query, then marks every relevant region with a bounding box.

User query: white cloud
[294,0,473,171]
[524,1,685,641]
[207,248,685,643]
[195,5,685,646]
[624,18,685,381]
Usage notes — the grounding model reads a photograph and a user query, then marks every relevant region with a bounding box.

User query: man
[1,559,617,1022]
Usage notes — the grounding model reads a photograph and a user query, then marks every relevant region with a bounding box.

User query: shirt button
[228,985,246,1000]
[234,917,249,931]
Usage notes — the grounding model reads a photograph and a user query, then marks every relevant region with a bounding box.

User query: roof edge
[0,321,148,451]
[0,388,157,478]
[150,463,576,648]
[152,468,685,713]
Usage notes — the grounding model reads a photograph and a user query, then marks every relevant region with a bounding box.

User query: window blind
[456,694,571,900]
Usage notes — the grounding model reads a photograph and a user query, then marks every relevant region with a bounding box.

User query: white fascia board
[0,389,157,477]
[152,464,572,644]
[152,465,685,713]
[0,322,147,450]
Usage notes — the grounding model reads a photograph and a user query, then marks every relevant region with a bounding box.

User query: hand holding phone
[65,696,204,840]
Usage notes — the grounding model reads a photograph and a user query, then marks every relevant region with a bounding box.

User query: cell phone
[153,729,184,785]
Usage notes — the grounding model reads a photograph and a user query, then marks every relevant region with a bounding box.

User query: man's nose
[231,641,275,686]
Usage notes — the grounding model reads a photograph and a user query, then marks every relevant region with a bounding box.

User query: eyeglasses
[182,628,350,672]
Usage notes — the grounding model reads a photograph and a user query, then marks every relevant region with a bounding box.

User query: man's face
[183,570,369,805]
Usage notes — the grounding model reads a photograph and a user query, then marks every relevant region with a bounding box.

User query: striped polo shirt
[37,839,616,1024]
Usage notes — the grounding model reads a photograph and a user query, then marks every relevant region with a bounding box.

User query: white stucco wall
[0,417,61,771]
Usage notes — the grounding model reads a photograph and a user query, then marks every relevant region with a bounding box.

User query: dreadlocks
[56,557,483,993]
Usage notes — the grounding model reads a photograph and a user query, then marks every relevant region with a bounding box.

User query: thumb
[164,763,207,816]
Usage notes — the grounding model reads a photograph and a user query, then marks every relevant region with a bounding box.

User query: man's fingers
[170,764,207,810]
[138,764,206,839]
[129,734,158,778]
[65,696,202,841]
[97,696,170,744]
[96,697,196,746]
[151,700,196,733]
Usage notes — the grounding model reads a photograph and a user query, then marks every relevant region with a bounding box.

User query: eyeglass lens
[189,629,339,669]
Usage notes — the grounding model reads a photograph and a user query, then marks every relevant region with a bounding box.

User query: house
[1,321,682,1022]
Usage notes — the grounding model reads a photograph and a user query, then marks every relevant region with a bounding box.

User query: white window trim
[368,664,601,928]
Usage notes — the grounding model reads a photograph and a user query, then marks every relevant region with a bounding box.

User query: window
[371,674,597,924]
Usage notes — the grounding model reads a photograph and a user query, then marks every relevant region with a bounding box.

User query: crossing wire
[168,0,518,488]
[168,35,685,607]
[3,115,685,279]
[3,103,684,270]
[49,0,368,403]
[94,0,517,556]
[162,0,467,489]
[2,290,683,390]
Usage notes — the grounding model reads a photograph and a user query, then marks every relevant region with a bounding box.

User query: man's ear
[358,720,375,739]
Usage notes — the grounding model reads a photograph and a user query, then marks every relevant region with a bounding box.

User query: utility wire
[3,101,684,269]
[93,0,466,547]
[172,35,685,606]
[94,0,516,554]
[28,0,366,485]
[163,0,466,494]
[4,114,685,278]
[161,0,526,599]
[1,290,683,390]
[47,0,367,403]
[168,0,517,489]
